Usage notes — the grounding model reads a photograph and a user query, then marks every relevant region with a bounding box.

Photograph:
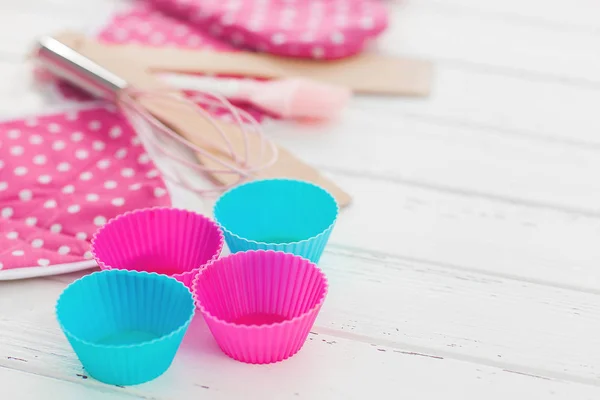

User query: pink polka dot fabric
[100,0,388,59]
[0,105,171,271]
[98,3,233,51]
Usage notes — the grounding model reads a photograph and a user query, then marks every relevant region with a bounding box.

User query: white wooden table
[2,0,600,398]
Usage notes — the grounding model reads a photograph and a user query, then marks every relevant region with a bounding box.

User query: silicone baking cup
[91,207,224,289]
[193,250,328,364]
[55,269,195,385]
[213,179,338,263]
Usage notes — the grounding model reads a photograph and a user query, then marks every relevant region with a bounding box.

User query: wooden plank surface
[1,275,599,400]
[267,104,600,212]
[1,0,600,398]
[418,0,600,29]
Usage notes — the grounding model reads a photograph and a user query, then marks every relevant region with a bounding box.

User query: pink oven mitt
[0,105,171,278]
[100,0,388,59]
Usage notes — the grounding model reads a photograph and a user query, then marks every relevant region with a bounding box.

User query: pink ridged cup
[91,207,224,290]
[193,250,328,364]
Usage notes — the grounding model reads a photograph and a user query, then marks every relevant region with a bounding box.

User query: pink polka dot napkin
[0,105,171,275]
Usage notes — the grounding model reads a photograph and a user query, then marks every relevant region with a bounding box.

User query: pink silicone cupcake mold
[91,207,224,290]
[193,250,328,364]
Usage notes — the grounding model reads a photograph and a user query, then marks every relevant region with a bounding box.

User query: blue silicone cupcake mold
[55,269,195,386]
[213,179,339,263]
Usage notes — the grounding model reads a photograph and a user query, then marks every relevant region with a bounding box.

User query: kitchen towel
[0,104,171,278]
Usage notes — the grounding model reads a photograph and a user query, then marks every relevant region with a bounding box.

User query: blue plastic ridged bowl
[55,270,195,386]
[213,179,339,264]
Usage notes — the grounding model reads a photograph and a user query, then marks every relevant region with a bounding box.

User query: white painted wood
[8,0,127,12]
[2,0,600,397]
[4,330,600,400]
[317,248,600,384]
[0,61,69,117]
[381,3,600,84]
[324,173,600,290]
[1,367,140,399]
[367,67,600,146]
[2,260,600,398]
[418,0,600,29]
[0,7,114,59]
[266,103,600,213]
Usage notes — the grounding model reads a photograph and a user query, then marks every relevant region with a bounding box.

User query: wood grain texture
[0,6,113,60]
[1,256,600,398]
[317,247,600,384]
[321,174,600,290]
[384,67,600,146]
[266,102,600,213]
[417,0,600,29]
[1,367,140,400]
[0,61,67,117]
[1,0,600,397]
[382,3,600,84]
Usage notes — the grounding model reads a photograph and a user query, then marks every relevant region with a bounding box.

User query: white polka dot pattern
[14,166,28,176]
[38,175,52,184]
[92,140,106,151]
[76,232,87,240]
[1,207,14,218]
[62,185,75,194]
[57,162,71,172]
[71,132,84,142]
[29,134,43,145]
[52,140,66,151]
[111,197,125,206]
[25,217,37,226]
[19,189,33,201]
[6,232,18,240]
[0,106,171,271]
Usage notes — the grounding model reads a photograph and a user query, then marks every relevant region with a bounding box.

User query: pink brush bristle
[247,78,352,120]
